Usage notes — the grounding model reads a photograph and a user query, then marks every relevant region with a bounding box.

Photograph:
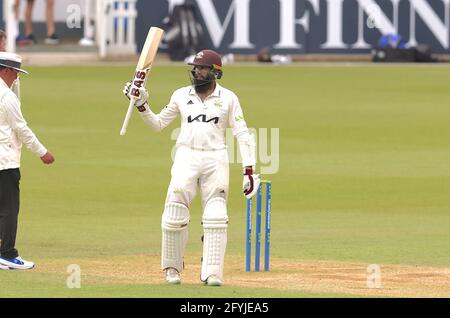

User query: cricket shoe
[0,263,10,270]
[165,267,181,284]
[206,275,222,286]
[0,256,35,270]
[45,33,61,45]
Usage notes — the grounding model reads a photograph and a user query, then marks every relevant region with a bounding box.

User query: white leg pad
[161,202,190,272]
[200,197,228,282]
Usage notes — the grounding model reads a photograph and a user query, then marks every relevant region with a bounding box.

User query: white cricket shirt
[140,83,250,151]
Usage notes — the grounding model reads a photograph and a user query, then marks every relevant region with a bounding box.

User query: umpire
[0,52,54,270]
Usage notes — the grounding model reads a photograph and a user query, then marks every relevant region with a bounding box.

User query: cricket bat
[120,26,164,135]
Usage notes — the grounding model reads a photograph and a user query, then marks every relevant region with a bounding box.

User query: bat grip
[120,98,136,135]
[120,67,151,136]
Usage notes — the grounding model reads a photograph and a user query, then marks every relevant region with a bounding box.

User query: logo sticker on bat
[130,70,148,98]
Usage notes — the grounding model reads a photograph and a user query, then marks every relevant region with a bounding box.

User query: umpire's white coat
[0,78,46,171]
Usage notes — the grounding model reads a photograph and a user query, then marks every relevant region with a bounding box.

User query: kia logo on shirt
[187,114,219,124]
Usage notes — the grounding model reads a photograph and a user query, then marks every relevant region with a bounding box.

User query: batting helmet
[188,49,223,79]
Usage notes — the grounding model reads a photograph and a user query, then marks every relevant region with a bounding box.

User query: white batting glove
[123,82,149,107]
[242,167,261,199]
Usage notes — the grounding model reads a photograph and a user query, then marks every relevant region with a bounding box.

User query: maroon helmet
[188,49,223,79]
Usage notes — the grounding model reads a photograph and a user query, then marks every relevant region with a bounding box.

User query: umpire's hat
[0,52,28,74]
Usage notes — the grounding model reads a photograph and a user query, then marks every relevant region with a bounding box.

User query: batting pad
[201,197,228,282]
[161,202,190,272]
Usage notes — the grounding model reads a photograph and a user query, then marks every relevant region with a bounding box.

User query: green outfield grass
[1,63,449,298]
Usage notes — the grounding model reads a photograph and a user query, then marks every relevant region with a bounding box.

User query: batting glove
[242,167,261,199]
[123,82,149,107]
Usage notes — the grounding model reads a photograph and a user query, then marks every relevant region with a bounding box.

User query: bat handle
[120,98,136,135]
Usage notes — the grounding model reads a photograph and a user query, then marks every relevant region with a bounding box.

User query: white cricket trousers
[165,145,230,208]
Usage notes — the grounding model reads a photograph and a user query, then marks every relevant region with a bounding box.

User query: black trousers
[0,168,20,259]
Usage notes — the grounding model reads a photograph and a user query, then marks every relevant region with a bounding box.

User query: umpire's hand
[40,151,55,164]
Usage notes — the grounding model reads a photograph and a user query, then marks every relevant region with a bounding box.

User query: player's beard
[194,78,214,93]
[191,71,215,93]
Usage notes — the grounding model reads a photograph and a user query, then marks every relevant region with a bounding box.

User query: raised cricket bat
[120,27,164,135]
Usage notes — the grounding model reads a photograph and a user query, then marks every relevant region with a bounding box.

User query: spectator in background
[15,0,61,45]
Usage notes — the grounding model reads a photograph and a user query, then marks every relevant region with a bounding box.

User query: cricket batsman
[123,49,260,286]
